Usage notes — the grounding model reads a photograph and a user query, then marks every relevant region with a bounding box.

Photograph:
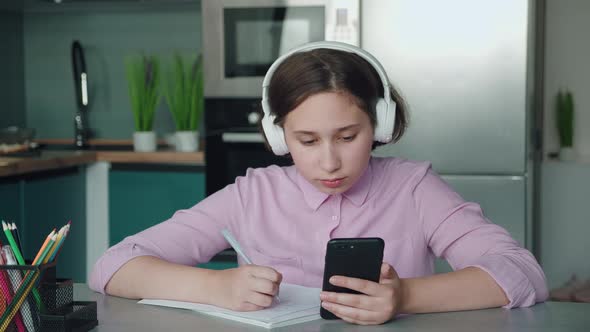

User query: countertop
[0,150,205,178]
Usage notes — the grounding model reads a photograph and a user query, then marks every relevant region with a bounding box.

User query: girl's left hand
[319,262,402,325]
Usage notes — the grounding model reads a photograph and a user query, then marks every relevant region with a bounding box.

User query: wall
[544,0,590,159]
[541,0,590,288]
[0,10,25,129]
[22,4,201,139]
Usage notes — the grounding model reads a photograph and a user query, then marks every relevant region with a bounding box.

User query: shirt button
[331,215,338,221]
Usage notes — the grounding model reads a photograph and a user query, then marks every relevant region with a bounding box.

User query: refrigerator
[363,0,540,269]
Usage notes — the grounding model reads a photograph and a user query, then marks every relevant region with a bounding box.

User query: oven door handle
[221,132,265,143]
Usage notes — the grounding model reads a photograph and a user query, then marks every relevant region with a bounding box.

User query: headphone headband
[261,41,396,155]
[262,41,391,106]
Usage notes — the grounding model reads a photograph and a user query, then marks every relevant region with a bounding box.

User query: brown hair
[262,48,409,150]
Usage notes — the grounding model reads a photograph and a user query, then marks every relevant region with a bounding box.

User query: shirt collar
[296,170,330,211]
[342,160,372,207]
[295,159,373,210]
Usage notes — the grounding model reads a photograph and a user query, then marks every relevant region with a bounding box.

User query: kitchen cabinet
[109,168,205,245]
[0,167,87,282]
[0,160,207,281]
[22,168,87,281]
[108,168,237,270]
[108,168,240,271]
[0,178,21,222]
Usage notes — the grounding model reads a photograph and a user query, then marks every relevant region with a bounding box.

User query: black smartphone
[320,237,384,320]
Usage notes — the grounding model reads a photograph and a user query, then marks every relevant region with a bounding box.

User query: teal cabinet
[109,168,205,246]
[1,165,210,281]
[0,179,23,223]
[197,262,237,270]
[0,168,87,282]
[109,168,237,270]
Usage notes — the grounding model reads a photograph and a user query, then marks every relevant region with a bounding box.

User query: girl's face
[283,92,374,195]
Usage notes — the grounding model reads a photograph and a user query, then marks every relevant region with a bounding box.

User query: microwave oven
[202,0,360,97]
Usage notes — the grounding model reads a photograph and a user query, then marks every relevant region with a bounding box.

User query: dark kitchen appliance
[205,98,292,196]
[202,0,360,97]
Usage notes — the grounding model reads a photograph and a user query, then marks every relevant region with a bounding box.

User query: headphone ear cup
[261,111,289,155]
[373,98,395,143]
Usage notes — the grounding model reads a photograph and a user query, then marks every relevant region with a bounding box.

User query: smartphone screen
[320,237,384,319]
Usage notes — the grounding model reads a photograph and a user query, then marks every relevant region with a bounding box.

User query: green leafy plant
[164,53,204,131]
[555,90,574,148]
[125,55,161,132]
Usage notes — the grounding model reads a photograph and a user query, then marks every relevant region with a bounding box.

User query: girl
[90,42,548,325]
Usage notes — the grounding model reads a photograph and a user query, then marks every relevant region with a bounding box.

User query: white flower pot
[133,131,157,152]
[559,147,576,161]
[175,131,199,152]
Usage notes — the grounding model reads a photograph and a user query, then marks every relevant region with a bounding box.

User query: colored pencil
[52,222,71,261]
[0,253,26,332]
[45,226,66,263]
[20,231,58,312]
[34,234,56,266]
[10,222,22,255]
[2,246,37,332]
[0,268,40,332]
[2,221,25,266]
[31,228,55,265]
[2,221,44,309]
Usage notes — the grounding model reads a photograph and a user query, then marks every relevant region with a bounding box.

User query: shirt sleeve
[413,166,548,308]
[89,181,247,294]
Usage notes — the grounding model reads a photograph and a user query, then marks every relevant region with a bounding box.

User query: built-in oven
[205,98,293,196]
[202,0,360,97]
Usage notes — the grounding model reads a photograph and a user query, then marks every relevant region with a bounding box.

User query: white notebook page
[139,283,321,329]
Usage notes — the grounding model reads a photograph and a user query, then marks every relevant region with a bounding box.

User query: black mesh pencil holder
[39,279,73,313]
[0,262,56,332]
[38,279,98,332]
[0,263,97,332]
[39,300,98,332]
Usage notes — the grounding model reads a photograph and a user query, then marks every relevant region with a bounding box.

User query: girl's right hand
[211,265,282,311]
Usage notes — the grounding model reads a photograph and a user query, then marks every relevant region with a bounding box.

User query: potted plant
[164,53,204,152]
[555,90,575,161]
[125,55,161,152]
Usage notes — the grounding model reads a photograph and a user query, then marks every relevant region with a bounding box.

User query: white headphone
[261,41,397,156]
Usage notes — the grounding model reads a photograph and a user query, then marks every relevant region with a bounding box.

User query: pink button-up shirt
[90,157,548,308]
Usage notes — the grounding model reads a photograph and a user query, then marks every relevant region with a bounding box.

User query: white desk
[73,284,590,332]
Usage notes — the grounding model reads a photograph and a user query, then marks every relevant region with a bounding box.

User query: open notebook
[139,283,321,329]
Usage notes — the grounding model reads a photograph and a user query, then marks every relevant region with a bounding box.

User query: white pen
[221,228,252,264]
[221,228,280,303]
